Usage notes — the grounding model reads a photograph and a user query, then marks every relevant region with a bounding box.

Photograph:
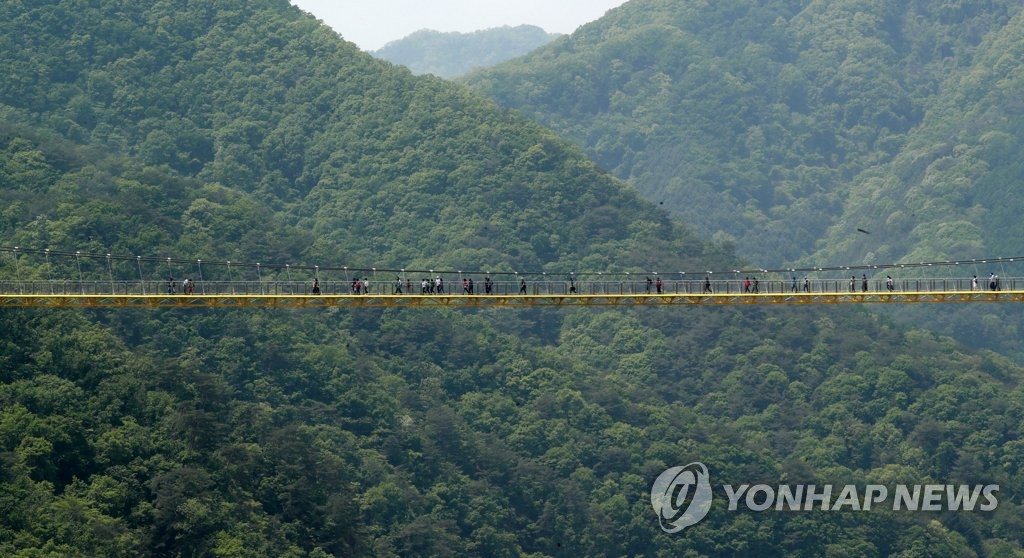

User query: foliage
[2,1,1024,556]
[462,0,1024,360]
[463,0,1023,265]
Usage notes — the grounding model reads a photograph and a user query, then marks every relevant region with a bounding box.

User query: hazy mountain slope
[802,9,1024,361]
[373,25,561,78]
[463,0,1022,264]
[814,7,1024,266]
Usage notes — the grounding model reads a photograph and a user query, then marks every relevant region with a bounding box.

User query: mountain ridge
[463,0,1022,266]
[374,25,562,78]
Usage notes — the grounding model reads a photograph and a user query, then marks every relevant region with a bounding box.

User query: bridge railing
[0,277,1017,296]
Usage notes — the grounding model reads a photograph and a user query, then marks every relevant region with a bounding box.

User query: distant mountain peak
[374,24,562,78]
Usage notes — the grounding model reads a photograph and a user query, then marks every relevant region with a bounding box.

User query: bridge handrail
[0,277,1017,296]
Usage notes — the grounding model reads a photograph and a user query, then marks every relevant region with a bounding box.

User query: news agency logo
[652,462,999,534]
[650,462,713,533]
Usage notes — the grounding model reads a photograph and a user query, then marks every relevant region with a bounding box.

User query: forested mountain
[3,1,1024,556]
[463,0,1024,266]
[463,0,1024,360]
[374,26,561,78]
[813,6,1024,266]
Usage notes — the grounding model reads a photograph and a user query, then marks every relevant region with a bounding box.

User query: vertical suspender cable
[137,256,144,295]
[45,249,53,294]
[13,247,21,294]
[76,251,83,294]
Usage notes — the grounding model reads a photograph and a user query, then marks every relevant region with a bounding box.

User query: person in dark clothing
[484,276,493,294]
[861,274,868,293]
[519,278,527,294]
[791,276,798,292]
[752,277,759,293]
[646,276,653,293]
[703,276,713,293]
[312,278,321,294]
[655,277,663,294]
[468,278,474,294]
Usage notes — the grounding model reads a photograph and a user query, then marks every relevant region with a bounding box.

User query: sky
[290,0,630,51]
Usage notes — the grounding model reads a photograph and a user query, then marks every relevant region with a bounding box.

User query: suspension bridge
[1,246,1022,308]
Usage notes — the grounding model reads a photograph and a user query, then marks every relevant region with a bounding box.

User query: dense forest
[464,0,1024,266]
[2,0,1024,556]
[374,26,561,79]
[463,0,1024,360]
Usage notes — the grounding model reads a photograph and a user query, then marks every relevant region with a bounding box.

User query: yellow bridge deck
[2,291,1022,308]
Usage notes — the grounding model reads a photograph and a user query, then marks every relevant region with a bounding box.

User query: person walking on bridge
[862,274,868,293]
